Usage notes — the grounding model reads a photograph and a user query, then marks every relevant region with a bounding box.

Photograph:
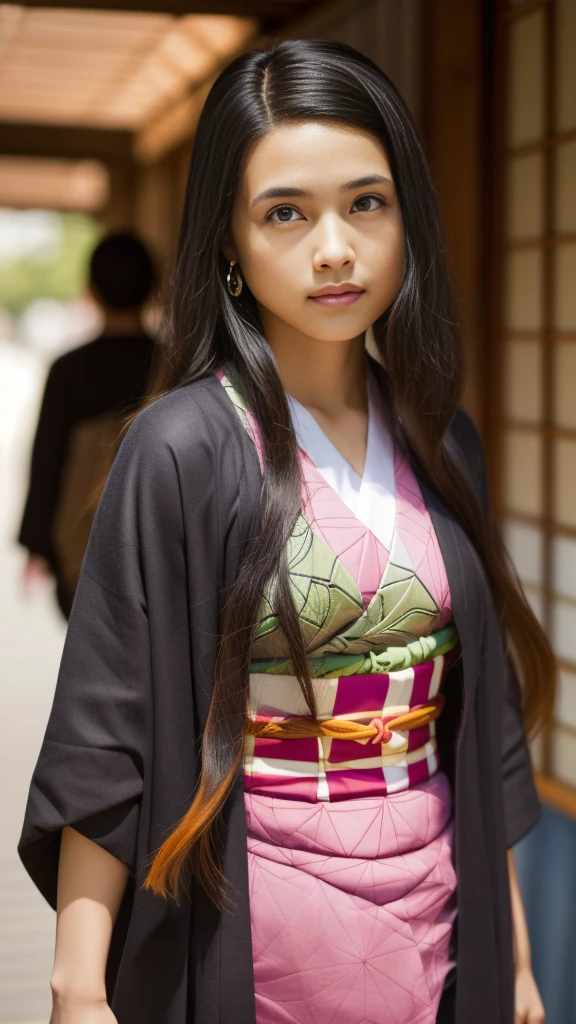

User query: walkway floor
[0,340,66,1021]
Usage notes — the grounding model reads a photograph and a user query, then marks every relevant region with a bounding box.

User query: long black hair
[143,38,555,905]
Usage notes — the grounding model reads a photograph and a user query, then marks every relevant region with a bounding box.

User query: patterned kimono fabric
[218,367,459,1024]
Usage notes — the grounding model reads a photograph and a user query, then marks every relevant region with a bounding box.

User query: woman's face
[227,121,405,344]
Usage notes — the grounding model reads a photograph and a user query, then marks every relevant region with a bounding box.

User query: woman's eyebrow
[340,174,393,191]
[250,174,393,206]
[251,186,309,206]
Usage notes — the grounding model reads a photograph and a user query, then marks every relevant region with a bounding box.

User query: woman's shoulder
[90,373,250,538]
[121,374,235,466]
[446,407,484,462]
[445,407,489,516]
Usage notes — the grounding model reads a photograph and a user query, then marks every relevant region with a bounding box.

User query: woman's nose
[311,216,356,272]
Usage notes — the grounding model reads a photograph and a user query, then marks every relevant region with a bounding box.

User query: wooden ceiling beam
[21,0,316,21]
[0,122,133,160]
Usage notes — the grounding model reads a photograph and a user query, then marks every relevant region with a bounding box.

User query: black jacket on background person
[18,331,155,616]
[17,371,540,1024]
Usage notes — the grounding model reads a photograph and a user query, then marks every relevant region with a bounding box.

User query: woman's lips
[308,290,365,307]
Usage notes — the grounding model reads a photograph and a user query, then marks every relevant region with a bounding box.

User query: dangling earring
[227,259,243,297]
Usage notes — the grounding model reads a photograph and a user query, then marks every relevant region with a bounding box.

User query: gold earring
[227,259,243,297]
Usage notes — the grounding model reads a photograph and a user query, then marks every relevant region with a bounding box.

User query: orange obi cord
[246,693,445,746]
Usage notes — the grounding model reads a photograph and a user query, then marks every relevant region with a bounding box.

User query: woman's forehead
[240,122,393,200]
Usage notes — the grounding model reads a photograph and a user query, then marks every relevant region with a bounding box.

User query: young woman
[19,39,552,1024]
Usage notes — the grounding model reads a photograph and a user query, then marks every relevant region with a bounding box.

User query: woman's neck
[262,315,368,421]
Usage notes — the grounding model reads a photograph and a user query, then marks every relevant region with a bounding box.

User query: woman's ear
[222,237,237,263]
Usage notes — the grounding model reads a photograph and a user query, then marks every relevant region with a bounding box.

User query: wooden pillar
[420,0,488,428]
[132,141,191,279]
[98,157,135,233]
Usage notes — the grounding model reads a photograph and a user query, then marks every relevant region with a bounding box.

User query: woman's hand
[50,992,118,1024]
[508,849,545,1023]
[515,965,545,1024]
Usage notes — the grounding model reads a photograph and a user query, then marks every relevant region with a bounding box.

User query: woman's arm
[508,848,545,1024]
[50,826,129,1021]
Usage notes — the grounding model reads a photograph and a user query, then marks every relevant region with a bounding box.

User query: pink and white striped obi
[244,639,455,802]
[218,366,459,1024]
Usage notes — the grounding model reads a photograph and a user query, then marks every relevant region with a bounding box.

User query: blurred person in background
[18,231,157,617]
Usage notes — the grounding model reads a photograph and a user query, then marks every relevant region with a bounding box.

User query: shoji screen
[497,0,576,807]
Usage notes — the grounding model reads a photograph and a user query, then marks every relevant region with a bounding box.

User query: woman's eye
[268,206,302,223]
[352,194,384,213]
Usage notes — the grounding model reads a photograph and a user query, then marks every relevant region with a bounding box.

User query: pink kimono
[219,368,458,1024]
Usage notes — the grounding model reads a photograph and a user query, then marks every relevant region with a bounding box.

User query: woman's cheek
[380,238,405,295]
[245,250,299,306]
[246,268,288,318]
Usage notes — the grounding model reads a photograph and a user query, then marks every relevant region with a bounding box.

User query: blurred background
[0,0,574,1021]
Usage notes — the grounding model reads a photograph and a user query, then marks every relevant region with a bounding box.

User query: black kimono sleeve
[18,401,184,908]
[446,407,541,847]
[448,408,541,847]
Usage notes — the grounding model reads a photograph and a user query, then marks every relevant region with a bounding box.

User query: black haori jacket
[18,372,540,1024]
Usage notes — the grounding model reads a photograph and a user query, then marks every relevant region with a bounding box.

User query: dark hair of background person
[141,38,556,907]
[90,231,156,310]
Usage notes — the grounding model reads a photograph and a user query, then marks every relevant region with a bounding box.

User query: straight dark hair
[143,38,555,906]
